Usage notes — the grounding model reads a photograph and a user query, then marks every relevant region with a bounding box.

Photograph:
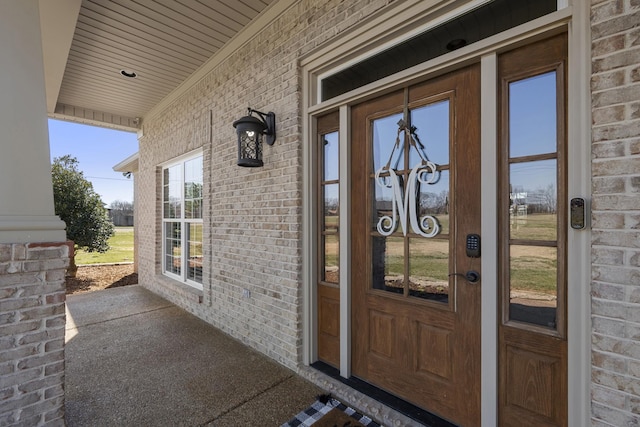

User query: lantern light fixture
[233,108,276,167]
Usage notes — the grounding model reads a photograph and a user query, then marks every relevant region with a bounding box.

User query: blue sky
[48,119,138,207]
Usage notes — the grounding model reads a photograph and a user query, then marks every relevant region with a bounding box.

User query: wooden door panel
[360,296,459,411]
[351,65,481,426]
[415,322,453,380]
[500,329,567,426]
[317,284,340,367]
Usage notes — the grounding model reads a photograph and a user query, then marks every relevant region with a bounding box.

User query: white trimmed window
[162,153,203,289]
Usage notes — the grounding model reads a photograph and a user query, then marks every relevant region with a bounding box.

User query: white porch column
[0,0,65,244]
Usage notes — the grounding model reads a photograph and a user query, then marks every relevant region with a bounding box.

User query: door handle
[465,270,480,283]
[448,270,480,283]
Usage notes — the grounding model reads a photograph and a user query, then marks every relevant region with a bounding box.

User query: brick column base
[0,242,70,426]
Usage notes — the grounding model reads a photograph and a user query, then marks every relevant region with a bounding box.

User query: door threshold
[311,361,458,427]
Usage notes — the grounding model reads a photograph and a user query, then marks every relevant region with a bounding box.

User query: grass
[322,212,559,295]
[75,227,134,265]
[510,213,557,240]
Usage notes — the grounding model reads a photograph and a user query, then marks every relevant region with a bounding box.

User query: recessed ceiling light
[120,70,137,78]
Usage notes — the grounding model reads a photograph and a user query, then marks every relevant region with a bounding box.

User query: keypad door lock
[466,234,480,258]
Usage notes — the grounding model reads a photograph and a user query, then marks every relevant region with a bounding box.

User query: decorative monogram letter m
[375,120,441,238]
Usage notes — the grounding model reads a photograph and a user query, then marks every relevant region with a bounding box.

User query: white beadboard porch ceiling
[49,0,276,131]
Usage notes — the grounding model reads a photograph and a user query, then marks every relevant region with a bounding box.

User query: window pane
[509,160,557,241]
[184,157,203,186]
[373,114,404,172]
[187,223,203,283]
[320,126,339,287]
[409,238,449,303]
[184,157,203,220]
[192,199,202,219]
[323,183,339,232]
[372,235,405,294]
[323,234,339,284]
[184,200,193,219]
[417,169,449,236]
[410,100,450,166]
[509,245,557,328]
[185,182,202,200]
[323,131,339,181]
[165,222,181,276]
[373,174,396,234]
[509,72,557,158]
[164,164,182,219]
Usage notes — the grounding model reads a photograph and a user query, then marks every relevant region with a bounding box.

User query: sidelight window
[499,48,567,333]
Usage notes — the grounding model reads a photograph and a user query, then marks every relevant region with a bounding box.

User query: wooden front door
[351,64,481,426]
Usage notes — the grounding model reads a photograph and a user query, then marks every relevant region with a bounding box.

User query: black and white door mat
[281,395,383,427]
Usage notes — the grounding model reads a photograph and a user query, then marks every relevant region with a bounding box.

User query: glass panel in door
[369,101,451,303]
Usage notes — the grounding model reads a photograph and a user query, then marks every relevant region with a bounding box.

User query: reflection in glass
[509,72,557,158]
[509,245,557,328]
[373,114,404,172]
[323,234,339,284]
[410,100,450,166]
[323,131,339,181]
[409,238,449,302]
[372,236,404,294]
[187,223,203,283]
[509,160,557,240]
[321,130,339,287]
[163,165,182,218]
[165,222,181,276]
[184,157,203,220]
[417,170,450,235]
[373,175,395,232]
[184,157,203,187]
[185,199,202,219]
[324,184,339,232]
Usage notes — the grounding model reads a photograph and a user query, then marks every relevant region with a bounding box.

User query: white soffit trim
[145,0,298,123]
[39,0,82,114]
[113,152,140,173]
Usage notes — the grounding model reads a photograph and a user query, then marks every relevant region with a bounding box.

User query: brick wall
[0,242,69,426]
[136,0,392,369]
[591,0,640,425]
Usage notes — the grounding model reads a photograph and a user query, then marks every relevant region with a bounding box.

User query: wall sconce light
[233,108,276,167]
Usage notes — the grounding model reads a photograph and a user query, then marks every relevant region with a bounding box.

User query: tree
[109,200,134,214]
[108,200,134,226]
[52,155,114,277]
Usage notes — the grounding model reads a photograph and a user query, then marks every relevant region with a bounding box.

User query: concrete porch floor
[64,285,323,426]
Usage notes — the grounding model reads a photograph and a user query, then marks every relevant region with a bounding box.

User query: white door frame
[301,2,591,425]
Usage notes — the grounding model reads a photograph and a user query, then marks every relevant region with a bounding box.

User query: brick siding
[591,0,640,425]
[136,0,392,369]
[0,242,69,426]
[132,0,640,423]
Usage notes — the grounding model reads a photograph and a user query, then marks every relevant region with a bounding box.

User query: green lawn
[510,213,557,240]
[75,227,134,265]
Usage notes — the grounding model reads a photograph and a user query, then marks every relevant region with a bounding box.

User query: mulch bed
[65,264,137,295]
